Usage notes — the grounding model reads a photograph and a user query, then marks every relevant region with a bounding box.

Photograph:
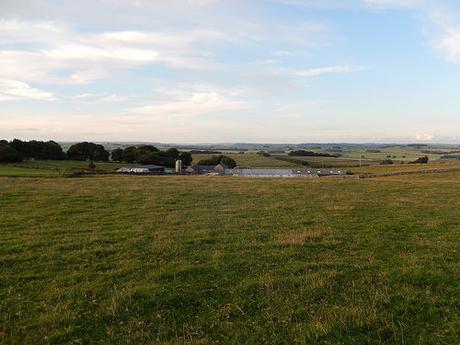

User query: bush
[380,159,394,165]
[409,156,429,164]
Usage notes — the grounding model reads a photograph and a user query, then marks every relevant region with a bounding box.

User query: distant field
[339,146,449,162]
[0,160,133,177]
[282,155,374,168]
[192,153,299,167]
[349,161,460,175]
[1,174,459,344]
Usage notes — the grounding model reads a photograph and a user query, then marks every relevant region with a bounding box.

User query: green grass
[349,161,460,175]
[192,153,299,167]
[0,160,134,177]
[1,174,459,344]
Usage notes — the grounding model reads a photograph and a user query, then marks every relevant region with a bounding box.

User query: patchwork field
[1,173,459,344]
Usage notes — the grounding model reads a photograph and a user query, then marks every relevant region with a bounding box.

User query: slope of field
[0,160,134,177]
[1,175,459,344]
[192,153,299,167]
[349,161,460,176]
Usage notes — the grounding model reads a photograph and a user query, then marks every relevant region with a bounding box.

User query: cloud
[0,79,55,101]
[71,92,135,103]
[130,91,247,117]
[362,0,415,8]
[414,133,434,141]
[0,19,225,84]
[295,65,359,77]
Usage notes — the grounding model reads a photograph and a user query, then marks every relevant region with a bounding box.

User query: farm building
[232,168,347,178]
[116,165,165,175]
[292,168,347,177]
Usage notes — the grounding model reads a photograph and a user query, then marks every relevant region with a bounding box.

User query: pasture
[192,153,298,168]
[0,160,134,177]
[1,173,459,344]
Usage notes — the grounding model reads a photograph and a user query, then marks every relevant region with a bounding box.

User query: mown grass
[0,174,459,344]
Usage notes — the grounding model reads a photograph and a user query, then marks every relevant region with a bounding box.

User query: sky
[1,0,460,144]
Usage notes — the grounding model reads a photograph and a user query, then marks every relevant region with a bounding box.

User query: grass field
[0,160,134,177]
[1,173,459,344]
[349,161,460,175]
[192,153,298,168]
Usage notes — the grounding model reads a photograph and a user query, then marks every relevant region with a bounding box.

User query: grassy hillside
[1,174,459,344]
[0,160,133,177]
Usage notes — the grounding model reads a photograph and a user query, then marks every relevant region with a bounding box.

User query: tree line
[0,139,66,163]
[111,146,192,167]
[0,139,193,167]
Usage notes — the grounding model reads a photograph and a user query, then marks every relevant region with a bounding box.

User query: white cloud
[131,91,247,117]
[362,0,415,8]
[0,19,225,84]
[0,79,55,101]
[434,27,460,62]
[414,133,434,141]
[71,92,135,103]
[295,65,357,77]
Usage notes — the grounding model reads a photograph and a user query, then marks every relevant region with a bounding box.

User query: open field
[280,156,372,168]
[0,161,134,177]
[192,153,298,167]
[349,161,460,176]
[1,174,459,344]
[313,146,460,163]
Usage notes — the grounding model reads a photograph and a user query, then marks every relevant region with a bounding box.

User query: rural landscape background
[1,0,460,344]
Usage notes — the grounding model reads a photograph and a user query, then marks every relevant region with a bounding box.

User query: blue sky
[1,0,460,143]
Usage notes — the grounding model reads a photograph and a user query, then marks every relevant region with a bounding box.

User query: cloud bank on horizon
[1,0,460,143]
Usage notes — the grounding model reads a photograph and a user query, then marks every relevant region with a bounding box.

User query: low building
[116,165,165,175]
[185,165,217,175]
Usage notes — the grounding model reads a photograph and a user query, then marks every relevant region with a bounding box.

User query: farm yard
[1,172,459,344]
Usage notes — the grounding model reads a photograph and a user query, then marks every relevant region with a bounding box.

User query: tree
[111,148,124,162]
[10,139,65,160]
[220,156,237,168]
[178,152,193,166]
[67,142,92,161]
[166,148,180,159]
[92,145,110,161]
[0,143,23,163]
[197,156,222,166]
[122,146,137,163]
[288,150,336,158]
[134,145,159,161]
[410,156,429,164]
[137,152,175,167]
[196,155,236,168]
[67,142,109,161]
